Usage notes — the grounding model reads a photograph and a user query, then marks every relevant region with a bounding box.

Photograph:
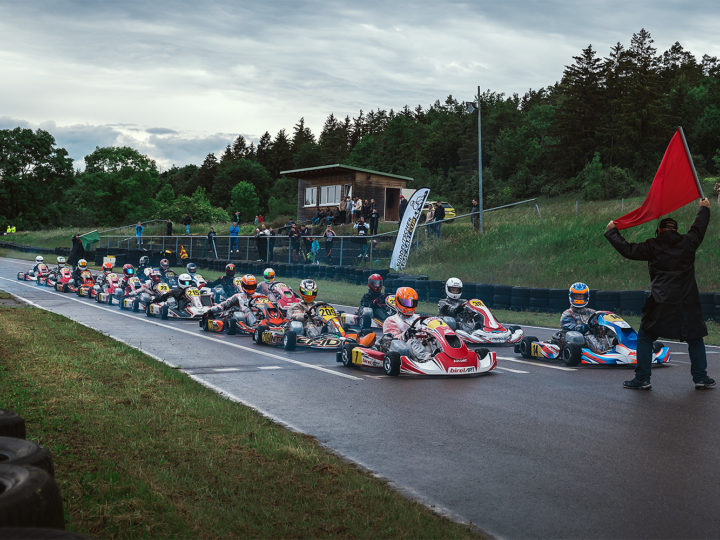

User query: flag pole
[678,126,704,198]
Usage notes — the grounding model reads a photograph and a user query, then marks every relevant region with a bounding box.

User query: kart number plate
[186,289,201,297]
[208,320,223,331]
[318,306,337,319]
[129,277,140,284]
[255,297,271,304]
[352,349,362,366]
[157,284,170,292]
[469,299,486,307]
[426,319,447,330]
[531,343,543,357]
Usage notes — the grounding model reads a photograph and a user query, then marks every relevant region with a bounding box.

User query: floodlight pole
[477,85,483,233]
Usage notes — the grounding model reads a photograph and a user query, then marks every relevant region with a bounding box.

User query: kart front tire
[132,299,140,312]
[384,352,401,376]
[519,336,537,359]
[254,325,268,344]
[227,318,238,335]
[562,344,581,366]
[160,305,169,320]
[283,331,297,351]
[145,304,152,317]
[341,344,354,368]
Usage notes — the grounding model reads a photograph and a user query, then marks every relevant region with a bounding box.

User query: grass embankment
[0,300,478,539]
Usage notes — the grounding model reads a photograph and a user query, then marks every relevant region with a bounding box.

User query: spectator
[254,228,263,260]
[183,213,191,235]
[369,199,379,235]
[325,210,335,226]
[346,196,354,223]
[207,227,217,256]
[299,224,311,258]
[399,195,408,224]
[288,224,301,262]
[471,198,480,232]
[354,217,369,260]
[425,203,434,237]
[310,237,320,264]
[135,221,144,247]
[268,226,276,260]
[338,198,346,225]
[260,224,270,261]
[323,224,336,263]
[254,215,260,226]
[166,219,173,236]
[433,202,445,238]
[362,199,371,221]
[353,197,363,222]
[229,222,239,253]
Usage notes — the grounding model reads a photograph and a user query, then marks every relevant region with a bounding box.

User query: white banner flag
[390,188,430,271]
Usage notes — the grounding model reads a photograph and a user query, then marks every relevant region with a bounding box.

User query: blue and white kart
[516,311,672,367]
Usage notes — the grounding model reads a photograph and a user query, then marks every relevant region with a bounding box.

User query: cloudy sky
[1,0,718,169]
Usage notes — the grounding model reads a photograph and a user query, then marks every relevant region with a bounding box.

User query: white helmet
[57,256,66,264]
[445,277,463,300]
[177,273,194,289]
[35,255,44,263]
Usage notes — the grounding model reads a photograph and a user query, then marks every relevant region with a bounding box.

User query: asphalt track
[2,256,719,539]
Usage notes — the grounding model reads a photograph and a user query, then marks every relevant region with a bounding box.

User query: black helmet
[186,262,197,274]
[139,256,149,266]
[225,263,236,277]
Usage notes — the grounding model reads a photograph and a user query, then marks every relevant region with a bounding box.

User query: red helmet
[368,273,383,293]
[225,263,236,277]
[240,274,257,295]
[160,259,170,271]
[150,269,162,283]
[122,264,135,277]
[102,262,112,274]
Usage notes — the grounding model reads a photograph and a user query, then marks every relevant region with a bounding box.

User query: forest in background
[2,29,720,230]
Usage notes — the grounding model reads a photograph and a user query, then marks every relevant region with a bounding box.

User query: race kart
[254,302,363,351]
[338,315,497,376]
[120,280,171,312]
[95,273,120,304]
[201,294,288,335]
[145,286,213,320]
[267,282,302,313]
[54,267,78,293]
[345,294,398,330]
[75,270,96,297]
[448,299,524,346]
[515,311,671,366]
[117,277,145,310]
[162,270,178,288]
[17,263,49,283]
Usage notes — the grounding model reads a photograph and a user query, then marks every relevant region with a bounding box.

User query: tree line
[2,29,719,230]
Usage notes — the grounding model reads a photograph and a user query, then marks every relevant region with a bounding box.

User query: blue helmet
[569,282,589,308]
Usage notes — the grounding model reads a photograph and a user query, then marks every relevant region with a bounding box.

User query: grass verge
[0,300,479,539]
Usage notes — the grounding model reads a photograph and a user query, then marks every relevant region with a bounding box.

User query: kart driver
[30,255,47,277]
[159,259,173,280]
[258,268,276,299]
[208,264,237,299]
[72,259,89,284]
[116,264,137,297]
[129,269,165,298]
[137,256,151,278]
[55,256,68,272]
[560,282,611,353]
[95,261,114,287]
[438,277,467,318]
[207,274,260,326]
[359,274,390,320]
[287,279,325,338]
[155,273,195,310]
[382,287,430,360]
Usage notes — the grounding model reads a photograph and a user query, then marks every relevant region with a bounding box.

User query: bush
[577,153,638,200]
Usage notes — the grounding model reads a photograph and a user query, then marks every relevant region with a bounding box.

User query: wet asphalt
[1,256,719,539]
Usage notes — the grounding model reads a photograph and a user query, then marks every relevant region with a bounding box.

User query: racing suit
[208,275,237,299]
[210,292,258,325]
[156,287,191,311]
[72,266,86,285]
[258,281,276,300]
[560,307,612,353]
[287,302,324,338]
[437,296,467,318]
[359,291,390,322]
[382,313,427,359]
[136,265,151,279]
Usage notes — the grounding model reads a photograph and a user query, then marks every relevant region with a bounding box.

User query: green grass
[0,301,480,539]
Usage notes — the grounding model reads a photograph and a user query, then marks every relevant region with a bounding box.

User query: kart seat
[358,332,376,347]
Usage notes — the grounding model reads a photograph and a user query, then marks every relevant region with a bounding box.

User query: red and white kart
[75,270,96,297]
[267,281,302,313]
[338,315,497,376]
[96,273,120,304]
[145,286,213,320]
[17,263,50,283]
[117,276,146,310]
[54,267,78,293]
[448,299,524,346]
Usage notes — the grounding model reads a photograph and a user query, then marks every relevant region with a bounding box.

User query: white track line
[0,275,362,381]
[495,366,530,374]
[497,356,577,371]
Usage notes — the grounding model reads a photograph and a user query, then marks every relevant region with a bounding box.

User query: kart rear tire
[160,305,168,320]
[253,325,268,344]
[653,341,664,354]
[0,437,54,476]
[16,272,22,280]
[340,344,355,368]
[519,336,538,359]
[0,464,65,530]
[562,344,581,366]
[132,299,140,312]
[0,410,26,439]
[384,352,401,376]
[106,294,113,306]
[200,314,209,331]
[227,318,238,335]
[283,331,297,351]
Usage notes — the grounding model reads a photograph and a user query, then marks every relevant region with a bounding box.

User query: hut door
[384,188,399,221]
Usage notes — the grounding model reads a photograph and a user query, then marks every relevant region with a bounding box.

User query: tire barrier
[0,437,55,477]
[492,285,512,310]
[0,465,64,530]
[594,290,621,313]
[0,411,26,440]
[528,288,549,312]
[510,286,532,311]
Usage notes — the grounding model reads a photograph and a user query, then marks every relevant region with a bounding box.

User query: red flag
[178,244,188,260]
[614,129,700,230]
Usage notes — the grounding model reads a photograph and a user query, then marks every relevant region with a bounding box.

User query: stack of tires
[0,409,70,536]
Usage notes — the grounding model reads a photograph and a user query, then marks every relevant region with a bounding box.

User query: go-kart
[17,264,49,283]
[447,299,524,346]
[118,277,145,310]
[254,302,362,351]
[338,315,497,376]
[121,280,171,312]
[95,273,120,304]
[145,286,213,320]
[162,270,178,288]
[75,270,96,297]
[201,294,288,335]
[43,266,67,288]
[345,294,398,330]
[211,277,243,303]
[54,267,78,293]
[267,282,302,312]
[515,311,671,366]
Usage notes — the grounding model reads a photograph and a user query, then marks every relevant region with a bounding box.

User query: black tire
[16,272,22,280]
[132,299,140,312]
[227,318,238,335]
[145,303,152,317]
[562,344,582,366]
[341,344,354,368]
[0,410,26,439]
[0,464,64,529]
[283,330,297,351]
[519,336,538,359]
[653,341,664,354]
[106,294,113,306]
[383,352,401,376]
[0,437,54,476]
[160,305,168,320]
[253,325,268,345]
[200,315,209,331]
[62,284,69,293]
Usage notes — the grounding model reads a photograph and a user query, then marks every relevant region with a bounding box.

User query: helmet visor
[570,292,588,304]
[447,286,462,295]
[397,297,418,309]
[369,278,383,291]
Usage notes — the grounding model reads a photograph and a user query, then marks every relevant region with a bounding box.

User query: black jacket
[434,205,445,221]
[605,206,709,339]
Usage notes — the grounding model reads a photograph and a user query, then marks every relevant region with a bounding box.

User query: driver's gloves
[577,323,589,334]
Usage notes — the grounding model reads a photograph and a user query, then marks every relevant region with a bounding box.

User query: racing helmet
[225,263,236,277]
[368,273,383,293]
[149,269,162,283]
[299,279,318,304]
[177,273,193,289]
[446,277,463,300]
[139,256,149,266]
[395,287,419,316]
[102,262,112,274]
[240,274,257,295]
[263,267,275,283]
[35,256,44,263]
[122,264,135,277]
[160,258,170,271]
[78,259,87,270]
[569,282,590,308]
[57,256,66,265]
[186,262,197,274]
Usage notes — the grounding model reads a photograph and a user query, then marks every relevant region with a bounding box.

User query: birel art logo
[448,366,476,374]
